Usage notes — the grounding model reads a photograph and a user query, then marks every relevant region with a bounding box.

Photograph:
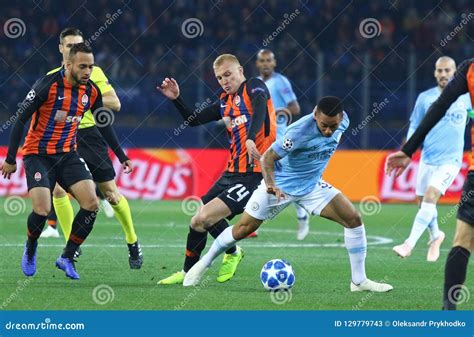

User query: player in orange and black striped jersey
[156,54,276,285]
[0,43,122,280]
[386,58,474,310]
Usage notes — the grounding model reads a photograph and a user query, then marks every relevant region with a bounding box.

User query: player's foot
[392,241,413,258]
[128,241,143,269]
[350,279,393,292]
[40,225,60,238]
[101,199,115,218]
[183,259,209,287]
[157,271,185,285]
[21,241,37,277]
[296,215,310,241]
[55,256,80,280]
[217,246,244,283]
[427,231,445,262]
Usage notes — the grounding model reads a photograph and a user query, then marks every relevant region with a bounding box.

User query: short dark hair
[317,96,343,116]
[60,27,83,44]
[68,43,93,60]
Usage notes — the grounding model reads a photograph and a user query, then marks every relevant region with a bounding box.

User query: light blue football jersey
[271,112,350,196]
[407,86,471,166]
[259,72,297,139]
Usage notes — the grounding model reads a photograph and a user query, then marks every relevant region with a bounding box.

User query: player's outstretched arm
[157,77,221,126]
[261,148,285,201]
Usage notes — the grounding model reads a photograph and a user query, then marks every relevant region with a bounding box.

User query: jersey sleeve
[407,94,425,140]
[91,66,113,94]
[278,76,297,106]
[271,126,302,160]
[246,78,269,141]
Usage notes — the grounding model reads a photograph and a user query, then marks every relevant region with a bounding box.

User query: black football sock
[443,246,470,310]
[62,208,97,259]
[27,211,48,241]
[183,227,207,272]
[208,219,237,255]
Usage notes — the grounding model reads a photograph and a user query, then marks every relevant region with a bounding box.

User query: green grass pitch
[0,198,472,310]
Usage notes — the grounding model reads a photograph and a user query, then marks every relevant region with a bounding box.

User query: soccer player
[184,96,393,293]
[41,27,143,268]
[256,49,310,240]
[386,58,474,310]
[392,57,471,262]
[0,43,114,279]
[156,54,276,285]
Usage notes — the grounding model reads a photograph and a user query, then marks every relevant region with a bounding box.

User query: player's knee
[195,209,216,229]
[190,214,206,232]
[103,190,121,205]
[80,197,100,211]
[32,206,51,217]
[346,211,363,228]
[53,185,67,198]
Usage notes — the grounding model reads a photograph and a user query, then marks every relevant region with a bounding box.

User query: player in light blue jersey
[184,97,394,292]
[256,49,311,240]
[393,56,472,262]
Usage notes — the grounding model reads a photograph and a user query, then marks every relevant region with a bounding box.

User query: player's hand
[246,139,261,161]
[122,160,133,174]
[267,185,286,202]
[385,151,411,177]
[1,161,17,179]
[156,77,180,100]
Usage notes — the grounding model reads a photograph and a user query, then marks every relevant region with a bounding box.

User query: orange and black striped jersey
[171,77,276,174]
[219,78,276,173]
[6,69,102,163]
[402,58,474,171]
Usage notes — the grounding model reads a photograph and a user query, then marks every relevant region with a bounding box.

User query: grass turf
[0,198,472,310]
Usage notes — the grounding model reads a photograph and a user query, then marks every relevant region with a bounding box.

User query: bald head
[434,56,456,89]
[256,49,276,79]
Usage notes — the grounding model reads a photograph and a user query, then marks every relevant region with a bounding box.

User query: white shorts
[245,179,341,221]
[415,160,461,196]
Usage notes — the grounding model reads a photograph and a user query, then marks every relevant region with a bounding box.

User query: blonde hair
[213,54,241,68]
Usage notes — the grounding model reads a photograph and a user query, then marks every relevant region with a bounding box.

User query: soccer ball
[260,259,295,291]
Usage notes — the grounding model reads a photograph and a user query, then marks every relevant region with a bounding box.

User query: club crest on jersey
[233,95,241,106]
[34,172,42,181]
[81,94,89,106]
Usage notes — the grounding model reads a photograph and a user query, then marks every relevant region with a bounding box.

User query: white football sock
[200,227,237,267]
[427,214,441,240]
[295,204,307,220]
[406,202,437,247]
[344,225,367,285]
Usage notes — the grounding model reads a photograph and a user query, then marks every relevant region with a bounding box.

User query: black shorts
[202,172,262,220]
[24,151,93,191]
[77,126,115,183]
[457,171,474,226]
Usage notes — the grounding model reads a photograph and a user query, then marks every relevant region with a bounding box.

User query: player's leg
[303,181,392,292]
[184,180,290,286]
[97,180,142,269]
[96,185,114,218]
[52,183,74,243]
[40,205,60,238]
[443,172,474,310]
[55,152,98,279]
[21,155,54,276]
[295,203,310,240]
